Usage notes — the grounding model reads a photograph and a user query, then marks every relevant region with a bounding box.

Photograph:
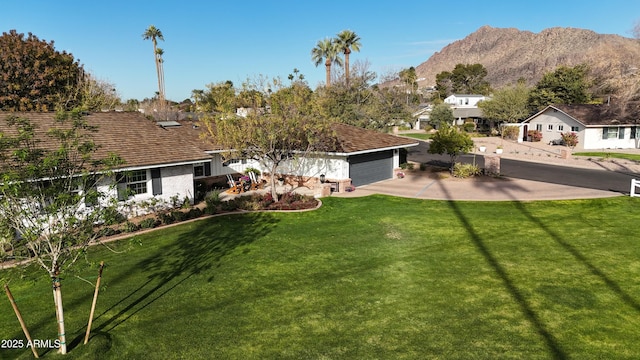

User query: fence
[632,179,640,197]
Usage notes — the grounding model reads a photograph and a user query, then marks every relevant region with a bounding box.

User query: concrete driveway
[332,171,621,201]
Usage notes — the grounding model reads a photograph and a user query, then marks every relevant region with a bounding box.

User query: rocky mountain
[413,26,640,91]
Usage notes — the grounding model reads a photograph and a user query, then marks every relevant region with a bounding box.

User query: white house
[444,94,486,107]
[521,104,640,149]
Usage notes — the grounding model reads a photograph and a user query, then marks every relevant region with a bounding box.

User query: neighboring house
[521,104,640,149]
[444,94,486,107]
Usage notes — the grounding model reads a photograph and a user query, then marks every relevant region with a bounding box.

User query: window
[547,124,553,131]
[127,170,147,195]
[602,127,625,140]
[632,126,639,139]
[536,124,543,131]
[194,162,212,178]
[557,125,564,131]
[117,170,148,200]
[571,126,579,132]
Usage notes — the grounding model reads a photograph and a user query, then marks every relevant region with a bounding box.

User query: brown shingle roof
[0,111,212,169]
[550,104,640,126]
[331,123,418,153]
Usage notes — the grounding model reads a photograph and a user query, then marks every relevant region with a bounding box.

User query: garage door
[349,150,393,186]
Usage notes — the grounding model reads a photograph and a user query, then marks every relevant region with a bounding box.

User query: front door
[523,125,528,142]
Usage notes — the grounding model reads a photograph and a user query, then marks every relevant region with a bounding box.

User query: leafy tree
[429,103,455,129]
[313,61,411,131]
[478,81,531,127]
[528,64,592,111]
[198,81,237,113]
[202,79,333,201]
[74,73,121,111]
[142,25,165,103]
[0,109,123,354]
[427,124,474,172]
[335,30,361,87]
[311,38,343,88]
[0,30,85,111]
[434,63,491,99]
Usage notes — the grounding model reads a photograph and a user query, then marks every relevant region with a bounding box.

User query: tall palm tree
[311,38,343,88]
[336,30,361,87]
[142,25,165,103]
[155,47,165,101]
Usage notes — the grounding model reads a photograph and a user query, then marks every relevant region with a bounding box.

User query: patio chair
[226,174,242,194]
[248,172,262,190]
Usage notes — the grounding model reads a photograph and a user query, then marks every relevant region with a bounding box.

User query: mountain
[413,26,640,91]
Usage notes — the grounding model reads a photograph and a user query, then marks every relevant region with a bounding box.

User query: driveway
[332,171,620,201]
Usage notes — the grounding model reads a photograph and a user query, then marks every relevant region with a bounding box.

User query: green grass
[2,196,640,359]
[574,151,640,162]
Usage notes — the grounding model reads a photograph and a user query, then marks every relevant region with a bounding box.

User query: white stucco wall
[583,127,639,150]
[261,154,349,180]
[525,110,585,149]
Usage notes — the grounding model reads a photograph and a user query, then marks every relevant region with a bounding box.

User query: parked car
[549,138,565,146]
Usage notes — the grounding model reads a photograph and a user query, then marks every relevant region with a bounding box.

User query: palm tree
[336,30,361,87]
[142,25,165,103]
[155,47,166,101]
[311,38,343,88]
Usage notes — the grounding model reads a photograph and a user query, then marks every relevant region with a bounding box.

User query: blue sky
[2,1,639,102]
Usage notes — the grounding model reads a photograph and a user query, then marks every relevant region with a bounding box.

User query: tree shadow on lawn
[68,212,279,351]
[436,181,568,359]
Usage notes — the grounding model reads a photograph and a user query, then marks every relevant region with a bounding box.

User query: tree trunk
[52,276,67,354]
[344,50,351,87]
[325,59,332,88]
[269,163,279,202]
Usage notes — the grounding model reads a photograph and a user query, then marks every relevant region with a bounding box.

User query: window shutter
[204,162,211,176]
[151,168,162,195]
[619,127,625,139]
[602,128,607,139]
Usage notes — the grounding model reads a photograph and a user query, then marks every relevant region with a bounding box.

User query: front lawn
[2,196,640,359]
[574,151,640,162]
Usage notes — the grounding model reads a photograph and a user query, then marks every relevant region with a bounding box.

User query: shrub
[501,126,520,140]
[452,163,481,178]
[419,163,428,171]
[97,227,120,238]
[463,122,475,133]
[102,207,126,225]
[204,190,223,214]
[399,162,414,170]
[122,221,140,233]
[158,211,176,225]
[139,218,159,229]
[561,132,579,148]
[244,167,261,176]
[528,129,542,142]
[171,210,187,222]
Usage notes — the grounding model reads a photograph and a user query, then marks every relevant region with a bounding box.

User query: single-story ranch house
[0,111,418,210]
[521,104,640,149]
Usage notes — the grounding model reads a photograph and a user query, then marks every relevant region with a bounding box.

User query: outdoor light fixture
[320,174,325,183]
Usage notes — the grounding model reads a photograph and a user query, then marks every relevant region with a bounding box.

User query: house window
[536,124,542,131]
[571,126,579,132]
[127,170,148,195]
[557,125,564,131]
[602,127,625,140]
[632,126,639,139]
[117,170,148,200]
[547,124,553,131]
[194,162,212,178]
